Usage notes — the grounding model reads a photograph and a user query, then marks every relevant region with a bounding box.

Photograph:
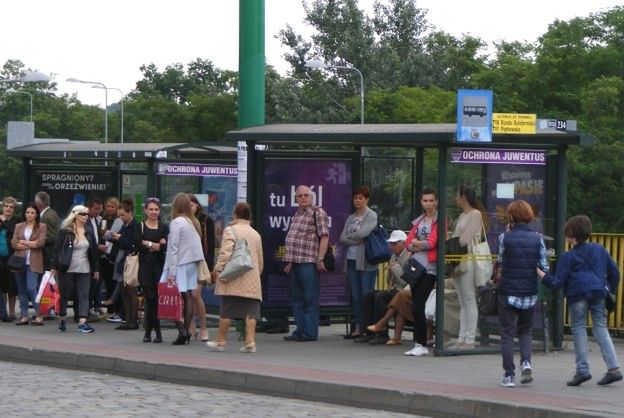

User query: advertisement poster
[31,169,114,218]
[262,158,353,308]
[484,164,546,252]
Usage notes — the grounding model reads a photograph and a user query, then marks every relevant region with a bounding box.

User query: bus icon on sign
[463,105,487,117]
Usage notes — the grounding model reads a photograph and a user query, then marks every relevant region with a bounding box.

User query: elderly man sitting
[354,230,410,344]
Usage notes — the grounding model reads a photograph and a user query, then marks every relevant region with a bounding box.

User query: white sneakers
[501,375,516,388]
[404,343,429,356]
[520,360,533,384]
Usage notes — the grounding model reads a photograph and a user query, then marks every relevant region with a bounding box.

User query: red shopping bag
[157,282,183,321]
[39,281,60,316]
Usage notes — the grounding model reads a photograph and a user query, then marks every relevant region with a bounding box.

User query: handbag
[478,281,498,316]
[198,259,211,284]
[364,224,392,264]
[123,252,140,287]
[469,223,493,287]
[313,208,335,271]
[218,226,254,281]
[56,232,74,273]
[7,254,25,271]
[444,236,467,277]
[401,257,427,288]
[157,281,183,321]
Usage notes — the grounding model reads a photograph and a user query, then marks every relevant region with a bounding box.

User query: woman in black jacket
[51,205,100,333]
[136,198,168,343]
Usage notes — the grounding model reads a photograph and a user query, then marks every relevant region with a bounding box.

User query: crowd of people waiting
[0,185,620,387]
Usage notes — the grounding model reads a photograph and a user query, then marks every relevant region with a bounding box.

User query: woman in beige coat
[11,203,46,325]
[207,202,263,353]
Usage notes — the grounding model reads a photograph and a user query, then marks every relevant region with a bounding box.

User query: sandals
[386,338,401,345]
[15,317,29,326]
[206,340,226,352]
[366,324,387,333]
[31,317,45,326]
[239,342,257,353]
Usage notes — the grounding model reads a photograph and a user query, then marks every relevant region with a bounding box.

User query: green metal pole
[434,146,448,355]
[553,145,568,349]
[239,0,265,129]
[238,0,265,204]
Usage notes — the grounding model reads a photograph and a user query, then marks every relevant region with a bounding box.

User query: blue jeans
[569,296,620,375]
[15,265,40,317]
[289,263,320,340]
[346,260,377,332]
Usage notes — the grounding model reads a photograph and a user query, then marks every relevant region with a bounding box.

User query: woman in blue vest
[497,200,549,387]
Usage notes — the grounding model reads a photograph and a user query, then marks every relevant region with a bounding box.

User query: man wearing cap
[354,230,410,344]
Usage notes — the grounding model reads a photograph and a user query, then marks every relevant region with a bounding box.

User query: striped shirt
[283,206,329,264]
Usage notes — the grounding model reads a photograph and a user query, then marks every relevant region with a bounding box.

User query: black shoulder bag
[313,208,335,271]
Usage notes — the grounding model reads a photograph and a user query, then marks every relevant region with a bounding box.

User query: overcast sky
[1,0,621,107]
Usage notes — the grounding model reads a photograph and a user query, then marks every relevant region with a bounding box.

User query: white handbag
[469,223,493,287]
[218,227,254,281]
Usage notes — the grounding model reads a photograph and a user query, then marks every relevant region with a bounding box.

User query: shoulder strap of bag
[576,245,608,288]
[312,207,322,241]
[230,226,239,241]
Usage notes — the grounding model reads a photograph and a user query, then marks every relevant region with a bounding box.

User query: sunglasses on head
[146,197,160,204]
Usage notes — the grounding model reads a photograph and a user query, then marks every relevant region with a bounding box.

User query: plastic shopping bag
[157,281,183,321]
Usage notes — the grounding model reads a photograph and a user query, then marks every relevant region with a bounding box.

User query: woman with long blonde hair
[161,193,204,345]
[51,205,100,333]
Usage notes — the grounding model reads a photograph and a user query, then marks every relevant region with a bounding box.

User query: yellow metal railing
[375,234,624,332]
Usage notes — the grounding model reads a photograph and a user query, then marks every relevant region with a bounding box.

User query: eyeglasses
[296,193,310,198]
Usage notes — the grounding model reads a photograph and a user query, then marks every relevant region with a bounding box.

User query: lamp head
[304,59,329,69]
[22,71,50,82]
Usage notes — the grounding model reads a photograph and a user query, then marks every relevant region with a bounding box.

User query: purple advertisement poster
[262,158,353,308]
[484,164,546,252]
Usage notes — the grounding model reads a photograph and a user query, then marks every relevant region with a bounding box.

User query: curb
[0,343,609,418]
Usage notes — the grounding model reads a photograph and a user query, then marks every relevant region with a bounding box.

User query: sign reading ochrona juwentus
[450,148,546,165]
[156,163,237,177]
[456,89,493,142]
[492,113,537,134]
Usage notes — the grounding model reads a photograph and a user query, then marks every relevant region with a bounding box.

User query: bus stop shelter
[226,122,591,355]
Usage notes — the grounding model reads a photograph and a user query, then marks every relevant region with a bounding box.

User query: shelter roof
[225,123,592,147]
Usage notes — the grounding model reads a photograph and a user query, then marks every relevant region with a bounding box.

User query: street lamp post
[5,89,33,121]
[93,85,124,143]
[304,59,365,124]
[66,77,108,143]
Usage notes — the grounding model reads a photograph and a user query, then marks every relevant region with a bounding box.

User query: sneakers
[106,314,124,323]
[77,323,95,333]
[520,360,533,384]
[567,372,592,386]
[597,370,623,386]
[58,319,67,332]
[501,374,516,388]
[404,344,429,356]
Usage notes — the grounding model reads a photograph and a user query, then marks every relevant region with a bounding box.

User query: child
[537,215,621,386]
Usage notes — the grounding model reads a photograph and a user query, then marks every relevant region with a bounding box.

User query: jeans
[58,272,91,318]
[569,296,620,375]
[411,273,436,346]
[453,260,478,344]
[289,263,320,340]
[498,294,534,377]
[15,265,40,317]
[346,260,377,331]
